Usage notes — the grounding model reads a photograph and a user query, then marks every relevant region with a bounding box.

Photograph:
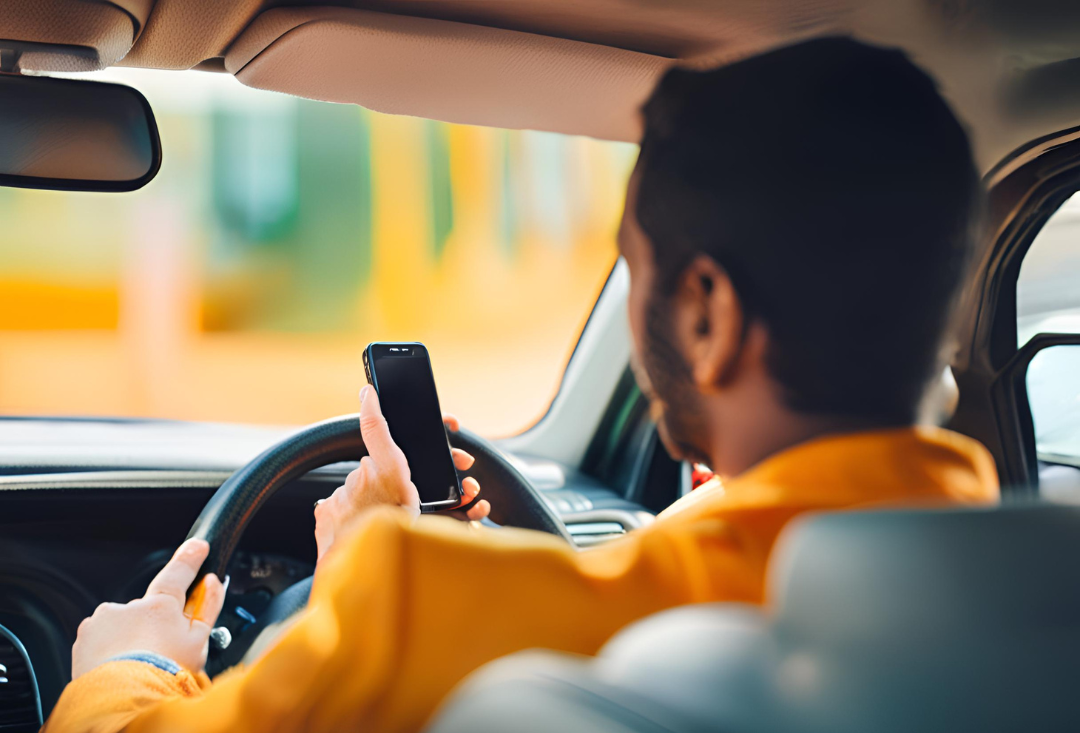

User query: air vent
[563,509,653,547]
[0,624,41,733]
[567,521,626,547]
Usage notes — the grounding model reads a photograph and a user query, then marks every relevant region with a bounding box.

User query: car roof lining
[5,1,1080,169]
[224,7,669,142]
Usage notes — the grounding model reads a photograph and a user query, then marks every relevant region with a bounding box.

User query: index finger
[358,385,401,463]
[145,538,209,603]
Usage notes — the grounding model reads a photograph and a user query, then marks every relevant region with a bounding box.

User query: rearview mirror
[0,74,160,192]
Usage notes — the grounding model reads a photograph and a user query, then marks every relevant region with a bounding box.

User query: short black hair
[635,36,982,423]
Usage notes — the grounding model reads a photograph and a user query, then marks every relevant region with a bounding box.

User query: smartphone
[363,342,462,511]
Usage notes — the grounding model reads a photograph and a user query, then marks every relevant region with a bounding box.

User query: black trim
[578,365,681,513]
[987,333,1080,492]
[983,123,1080,183]
[580,366,645,478]
[952,128,1080,491]
[0,74,162,193]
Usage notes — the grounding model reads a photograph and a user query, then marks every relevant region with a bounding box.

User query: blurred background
[0,69,636,436]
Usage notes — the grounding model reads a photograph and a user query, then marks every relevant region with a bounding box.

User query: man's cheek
[653,413,686,463]
[626,277,650,366]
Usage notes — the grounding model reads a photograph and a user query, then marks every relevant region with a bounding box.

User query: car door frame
[950,124,1080,493]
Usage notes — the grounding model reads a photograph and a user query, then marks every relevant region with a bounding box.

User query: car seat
[427,503,1080,733]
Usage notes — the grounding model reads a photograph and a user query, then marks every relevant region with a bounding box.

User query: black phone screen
[366,343,460,506]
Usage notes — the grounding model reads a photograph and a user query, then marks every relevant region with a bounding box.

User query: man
[45,36,997,733]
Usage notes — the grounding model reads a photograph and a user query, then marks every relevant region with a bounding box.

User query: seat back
[428,503,1080,733]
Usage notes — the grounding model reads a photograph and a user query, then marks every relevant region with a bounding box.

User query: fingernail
[360,385,370,402]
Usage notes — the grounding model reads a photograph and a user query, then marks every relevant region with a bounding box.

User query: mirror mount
[0,49,19,74]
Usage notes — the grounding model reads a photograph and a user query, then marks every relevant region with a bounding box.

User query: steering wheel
[181,414,571,674]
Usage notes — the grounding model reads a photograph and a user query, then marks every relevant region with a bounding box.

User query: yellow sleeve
[46,504,759,733]
[43,661,208,733]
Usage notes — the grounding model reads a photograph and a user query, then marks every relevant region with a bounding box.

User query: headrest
[430,503,1080,733]
[772,502,1080,641]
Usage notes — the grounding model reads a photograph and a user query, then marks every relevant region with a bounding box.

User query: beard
[635,293,712,466]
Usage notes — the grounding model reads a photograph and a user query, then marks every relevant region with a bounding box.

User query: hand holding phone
[313,382,489,560]
[364,342,462,510]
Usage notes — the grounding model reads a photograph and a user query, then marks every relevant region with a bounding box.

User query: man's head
[619,36,981,474]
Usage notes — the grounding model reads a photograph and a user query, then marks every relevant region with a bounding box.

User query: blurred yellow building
[0,69,635,436]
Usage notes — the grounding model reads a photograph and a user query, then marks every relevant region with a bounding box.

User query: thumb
[149,538,209,603]
[359,385,399,462]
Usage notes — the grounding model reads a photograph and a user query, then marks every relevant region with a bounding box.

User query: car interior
[2,1,1080,731]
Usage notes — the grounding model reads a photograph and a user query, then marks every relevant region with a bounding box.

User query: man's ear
[675,255,746,392]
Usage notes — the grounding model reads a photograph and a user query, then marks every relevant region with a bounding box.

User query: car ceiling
[4,0,1080,169]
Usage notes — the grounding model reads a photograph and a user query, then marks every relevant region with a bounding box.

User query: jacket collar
[673,427,999,515]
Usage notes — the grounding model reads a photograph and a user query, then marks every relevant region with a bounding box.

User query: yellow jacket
[44,427,998,733]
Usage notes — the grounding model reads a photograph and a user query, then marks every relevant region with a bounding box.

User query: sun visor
[225,7,671,142]
[0,0,153,71]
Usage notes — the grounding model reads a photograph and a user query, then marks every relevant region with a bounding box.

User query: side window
[1018,193,1080,346]
[1017,193,1080,470]
[1025,345,1080,465]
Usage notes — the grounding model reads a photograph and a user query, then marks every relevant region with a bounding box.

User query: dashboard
[0,417,668,724]
[0,467,333,720]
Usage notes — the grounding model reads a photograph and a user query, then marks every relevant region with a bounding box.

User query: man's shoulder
[656,477,725,521]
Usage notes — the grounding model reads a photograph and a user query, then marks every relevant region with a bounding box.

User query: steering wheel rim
[185,413,571,586]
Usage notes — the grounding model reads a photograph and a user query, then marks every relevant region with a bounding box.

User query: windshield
[0,69,635,436]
